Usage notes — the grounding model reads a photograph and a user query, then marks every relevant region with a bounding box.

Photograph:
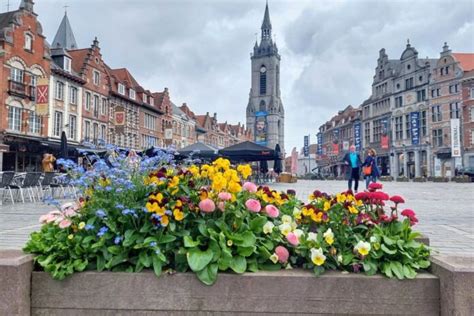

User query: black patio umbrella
[260,159,269,174]
[60,131,68,158]
[219,141,277,162]
[178,142,218,160]
[274,144,283,175]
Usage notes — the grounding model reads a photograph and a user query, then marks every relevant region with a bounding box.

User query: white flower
[291,222,298,230]
[293,207,302,217]
[310,248,326,266]
[293,229,304,239]
[269,253,279,264]
[323,228,334,245]
[278,223,292,236]
[354,240,371,256]
[370,236,377,243]
[337,254,343,263]
[307,232,317,242]
[281,215,292,225]
[263,221,275,234]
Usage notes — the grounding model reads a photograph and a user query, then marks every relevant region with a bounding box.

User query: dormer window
[24,33,33,51]
[129,89,136,100]
[149,97,154,106]
[118,83,125,95]
[64,57,71,72]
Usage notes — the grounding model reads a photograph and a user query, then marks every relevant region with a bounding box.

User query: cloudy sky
[24,0,474,153]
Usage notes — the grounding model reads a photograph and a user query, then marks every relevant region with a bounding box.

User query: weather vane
[64,3,69,14]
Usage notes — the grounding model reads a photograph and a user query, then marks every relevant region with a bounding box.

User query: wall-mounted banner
[450,118,461,157]
[381,117,389,149]
[35,77,49,116]
[165,128,173,140]
[114,106,125,133]
[354,122,361,151]
[255,111,267,146]
[303,135,309,157]
[317,132,323,155]
[332,142,339,155]
[410,112,420,145]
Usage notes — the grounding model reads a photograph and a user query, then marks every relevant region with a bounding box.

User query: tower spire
[261,1,272,41]
[52,11,78,50]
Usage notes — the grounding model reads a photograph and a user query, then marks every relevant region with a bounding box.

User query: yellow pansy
[278,223,292,236]
[348,205,359,214]
[211,173,227,192]
[310,248,326,266]
[293,208,302,220]
[161,215,169,226]
[323,228,334,245]
[263,221,274,234]
[168,176,180,188]
[310,212,323,223]
[98,178,111,187]
[302,207,313,217]
[354,240,371,256]
[336,193,346,203]
[146,202,158,213]
[78,222,85,230]
[68,234,74,240]
[323,201,331,212]
[281,215,292,225]
[227,181,242,194]
[188,165,200,176]
[237,164,252,179]
[173,209,184,221]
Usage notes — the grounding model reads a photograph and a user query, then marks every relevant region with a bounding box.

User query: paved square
[0,180,472,257]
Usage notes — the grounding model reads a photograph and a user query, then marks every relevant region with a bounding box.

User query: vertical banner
[35,77,49,116]
[114,105,125,134]
[332,128,339,154]
[410,112,420,145]
[381,118,389,149]
[317,132,323,155]
[303,135,309,157]
[450,118,461,157]
[354,122,361,151]
[255,111,268,146]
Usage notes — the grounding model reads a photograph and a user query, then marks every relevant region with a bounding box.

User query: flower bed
[24,150,430,285]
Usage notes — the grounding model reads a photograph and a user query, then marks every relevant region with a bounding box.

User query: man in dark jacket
[342,145,362,192]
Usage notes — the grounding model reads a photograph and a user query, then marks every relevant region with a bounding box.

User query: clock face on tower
[260,66,267,73]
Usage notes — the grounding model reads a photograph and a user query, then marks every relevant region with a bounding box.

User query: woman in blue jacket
[362,148,380,189]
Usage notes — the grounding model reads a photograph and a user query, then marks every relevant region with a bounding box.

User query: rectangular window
[93,70,100,85]
[420,110,427,136]
[437,88,440,97]
[395,116,403,141]
[260,71,266,95]
[69,86,78,105]
[432,105,442,122]
[471,88,474,99]
[53,111,63,137]
[405,77,414,89]
[10,67,24,83]
[28,112,41,134]
[431,89,435,98]
[445,66,449,75]
[372,119,382,142]
[144,113,156,130]
[149,97,154,106]
[364,122,370,144]
[84,121,91,140]
[363,106,370,119]
[471,107,474,122]
[405,114,410,140]
[471,130,474,145]
[118,83,125,95]
[93,95,99,118]
[85,92,91,110]
[416,89,426,102]
[24,34,33,50]
[69,115,77,140]
[93,123,99,142]
[64,57,71,72]
[8,107,22,131]
[101,98,107,115]
[55,81,64,100]
[101,125,107,142]
[395,96,403,108]
[432,129,443,147]
[450,102,460,119]
[129,89,136,100]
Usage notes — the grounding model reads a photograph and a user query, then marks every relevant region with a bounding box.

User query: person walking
[362,148,380,190]
[343,145,362,193]
[41,153,56,173]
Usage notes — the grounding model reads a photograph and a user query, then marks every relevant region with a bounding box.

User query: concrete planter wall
[1,249,473,315]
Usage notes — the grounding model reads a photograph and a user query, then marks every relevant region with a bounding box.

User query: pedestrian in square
[362,148,380,189]
[342,145,362,193]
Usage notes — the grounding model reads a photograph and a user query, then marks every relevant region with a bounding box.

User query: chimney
[92,37,100,48]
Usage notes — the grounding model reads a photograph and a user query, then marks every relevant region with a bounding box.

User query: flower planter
[30,269,440,315]
[379,176,394,182]
[453,176,471,183]
[433,177,449,183]
[396,177,409,182]
[413,177,427,183]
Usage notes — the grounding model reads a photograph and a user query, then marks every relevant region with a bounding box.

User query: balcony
[8,80,36,100]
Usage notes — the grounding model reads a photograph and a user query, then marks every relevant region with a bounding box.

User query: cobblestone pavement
[0,180,473,256]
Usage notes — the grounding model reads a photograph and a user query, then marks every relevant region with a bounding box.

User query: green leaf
[313,265,325,276]
[97,256,105,272]
[342,254,354,265]
[158,234,176,244]
[139,251,151,268]
[363,261,377,275]
[237,246,255,257]
[81,236,95,246]
[382,262,393,278]
[381,244,397,255]
[233,231,256,247]
[196,263,218,285]
[73,259,88,271]
[152,256,162,277]
[260,263,281,271]
[383,236,395,246]
[143,237,158,245]
[218,255,232,271]
[184,236,200,248]
[418,260,431,269]
[107,245,122,255]
[187,248,214,272]
[405,240,421,249]
[403,265,416,279]
[230,256,247,274]
[390,261,404,280]
[249,216,267,233]
[106,254,126,269]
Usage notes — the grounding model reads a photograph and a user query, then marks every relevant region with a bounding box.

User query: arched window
[259,65,267,95]
[259,100,266,112]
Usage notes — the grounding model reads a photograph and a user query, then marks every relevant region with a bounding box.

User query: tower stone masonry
[246,2,284,155]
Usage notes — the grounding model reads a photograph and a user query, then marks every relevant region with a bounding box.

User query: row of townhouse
[0,1,250,172]
[316,41,474,179]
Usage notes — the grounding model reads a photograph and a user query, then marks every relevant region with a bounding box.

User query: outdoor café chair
[0,172,16,205]
[8,172,42,203]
